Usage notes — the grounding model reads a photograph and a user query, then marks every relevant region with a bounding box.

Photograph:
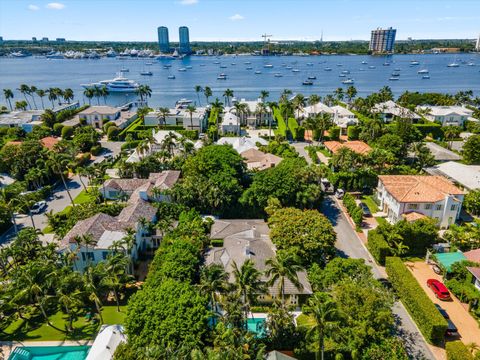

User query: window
[102,251,109,260]
[435,205,442,211]
[81,252,95,261]
[450,205,457,211]
[424,204,432,210]
[407,204,419,210]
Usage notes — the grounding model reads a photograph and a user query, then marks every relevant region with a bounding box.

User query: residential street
[0,175,87,245]
[290,142,313,164]
[320,196,436,360]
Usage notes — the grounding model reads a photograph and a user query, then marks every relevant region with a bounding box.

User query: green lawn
[0,306,126,342]
[361,195,379,213]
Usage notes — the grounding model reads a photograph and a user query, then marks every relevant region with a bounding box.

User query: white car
[30,201,47,214]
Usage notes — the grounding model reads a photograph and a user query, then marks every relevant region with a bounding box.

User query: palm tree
[266,102,277,139]
[260,90,269,102]
[135,85,152,104]
[255,102,267,128]
[18,84,32,109]
[199,264,228,316]
[14,196,37,229]
[265,251,304,305]
[345,86,357,104]
[99,86,108,105]
[46,151,75,207]
[47,87,58,108]
[280,89,292,103]
[93,86,101,105]
[157,107,170,127]
[391,240,409,257]
[233,102,248,133]
[204,86,212,104]
[308,94,321,115]
[3,88,14,111]
[83,88,94,105]
[63,88,74,104]
[223,88,234,106]
[292,94,306,119]
[53,88,64,105]
[29,86,38,109]
[186,104,197,130]
[231,260,265,322]
[304,292,342,360]
[15,101,28,111]
[36,89,46,109]
[194,85,203,106]
[334,88,344,102]
[83,265,105,324]
[103,253,133,311]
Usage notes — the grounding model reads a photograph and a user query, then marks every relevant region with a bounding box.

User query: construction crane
[261,33,272,44]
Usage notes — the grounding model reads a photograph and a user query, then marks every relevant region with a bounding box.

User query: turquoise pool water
[246,317,266,337]
[9,346,91,360]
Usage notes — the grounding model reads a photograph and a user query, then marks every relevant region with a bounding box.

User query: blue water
[8,345,90,360]
[246,317,266,337]
[0,53,479,108]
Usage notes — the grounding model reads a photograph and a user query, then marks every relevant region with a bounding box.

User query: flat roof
[0,110,43,125]
[425,161,480,190]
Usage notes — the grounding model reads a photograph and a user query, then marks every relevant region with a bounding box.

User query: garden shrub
[210,239,224,247]
[90,145,101,156]
[107,126,120,141]
[446,341,473,360]
[61,125,74,139]
[178,129,199,140]
[385,257,447,345]
[342,193,362,227]
[414,123,444,140]
[347,125,360,140]
[367,230,391,265]
[121,140,141,151]
[53,123,64,136]
[329,126,340,140]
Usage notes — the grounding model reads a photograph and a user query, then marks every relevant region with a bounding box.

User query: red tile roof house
[323,140,372,156]
[376,175,464,229]
[59,170,180,272]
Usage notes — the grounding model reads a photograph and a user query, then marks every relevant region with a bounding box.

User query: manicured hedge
[385,257,448,345]
[446,341,473,360]
[178,129,199,140]
[329,126,340,140]
[287,117,299,139]
[210,239,224,247]
[342,193,363,227]
[414,123,444,140]
[367,230,391,265]
[274,108,287,137]
[347,125,360,140]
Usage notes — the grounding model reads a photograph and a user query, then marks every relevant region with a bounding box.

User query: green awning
[435,252,466,272]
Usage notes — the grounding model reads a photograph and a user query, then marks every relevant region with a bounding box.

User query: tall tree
[35,89,46,109]
[232,260,265,322]
[18,84,32,109]
[265,251,304,305]
[186,104,197,130]
[3,88,14,111]
[204,86,212,104]
[223,88,234,106]
[194,85,203,106]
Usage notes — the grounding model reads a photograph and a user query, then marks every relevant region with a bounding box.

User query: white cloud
[46,2,65,10]
[229,14,244,21]
[28,4,40,11]
[178,0,198,5]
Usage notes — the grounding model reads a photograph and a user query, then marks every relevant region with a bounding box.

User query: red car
[427,279,451,301]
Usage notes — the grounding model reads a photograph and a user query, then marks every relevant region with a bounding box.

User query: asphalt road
[0,175,87,245]
[321,196,436,360]
[290,142,313,164]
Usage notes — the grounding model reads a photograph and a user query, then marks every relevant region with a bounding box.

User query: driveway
[408,261,480,352]
[0,175,87,245]
[290,142,313,164]
[321,196,436,360]
[93,141,124,163]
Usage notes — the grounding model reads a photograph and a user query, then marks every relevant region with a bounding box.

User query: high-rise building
[179,26,191,54]
[476,33,480,52]
[369,27,396,53]
[157,26,170,53]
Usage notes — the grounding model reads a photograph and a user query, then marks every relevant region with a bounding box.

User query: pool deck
[1,340,94,359]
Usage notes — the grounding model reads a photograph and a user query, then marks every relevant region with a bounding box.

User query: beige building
[241,148,282,171]
[78,106,137,129]
[376,175,464,228]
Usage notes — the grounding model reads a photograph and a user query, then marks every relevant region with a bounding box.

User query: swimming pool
[8,345,91,360]
[246,317,266,337]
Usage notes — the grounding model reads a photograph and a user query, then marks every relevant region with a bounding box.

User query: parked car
[30,201,47,214]
[434,304,458,336]
[334,188,345,199]
[359,202,372,217]
[432,264,443,275]
[427,279,451,301]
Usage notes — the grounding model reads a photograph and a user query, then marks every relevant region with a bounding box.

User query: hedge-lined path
[407,261,480,359]
[321,195,436,360]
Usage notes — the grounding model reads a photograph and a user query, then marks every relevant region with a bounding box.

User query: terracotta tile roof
[464,249,480,263]
[324,140,371,155]
[378,175,464,203]
[402,211,427,222]
[41,136,59,150]
[467,267,480,280]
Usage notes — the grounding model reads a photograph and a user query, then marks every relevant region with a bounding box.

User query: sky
[0,0,479,42]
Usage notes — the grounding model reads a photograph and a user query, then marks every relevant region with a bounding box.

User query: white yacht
[81,74,139,93]
[342,78,354,84]
[417,69,429,74]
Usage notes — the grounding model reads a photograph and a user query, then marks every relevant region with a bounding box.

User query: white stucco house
[220,112,241,135]
[373,100,421,122]
[416,106,473,127]
[376,175,464,228]
[78,106,137,129]
[144,107,207,131]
